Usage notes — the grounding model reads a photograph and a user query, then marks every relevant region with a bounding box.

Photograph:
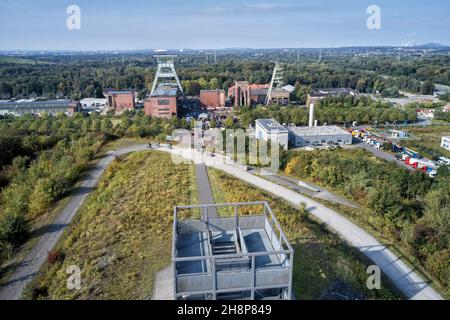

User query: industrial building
[144,84,179,118]
[255,119,289,150]
[200,89,226,109]
[306,88,359,105]
[228,81,252,107]
[441,136,450,151]
[0,99,80,116]
[172,202,294,300]
[255,103,352,149]
[105,90,136,112]
[288,125,352,147]
[228,82,291,107]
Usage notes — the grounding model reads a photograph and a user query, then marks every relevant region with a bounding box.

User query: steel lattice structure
[151,55,184,95]
[265,61,284,106]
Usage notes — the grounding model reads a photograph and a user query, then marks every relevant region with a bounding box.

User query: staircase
[212,241,236,255]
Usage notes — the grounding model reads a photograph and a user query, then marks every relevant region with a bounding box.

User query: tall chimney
[309,103,315,127]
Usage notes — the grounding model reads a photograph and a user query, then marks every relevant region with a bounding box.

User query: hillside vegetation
[284,148,450,296]
[24,151,196,299]
[208,168,400,300]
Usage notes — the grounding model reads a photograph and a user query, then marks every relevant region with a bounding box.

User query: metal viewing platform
[172,201,294,300]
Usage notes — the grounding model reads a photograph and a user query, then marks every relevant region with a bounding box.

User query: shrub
[425,249,450,288]
[47,250,65,265]
[0,212,29,245]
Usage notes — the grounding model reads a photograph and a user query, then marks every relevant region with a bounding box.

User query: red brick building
[144,85,179,118]
[105,90,136,112]
[228,82,272,107]
[228,81,251,107]
[200,90,226,109]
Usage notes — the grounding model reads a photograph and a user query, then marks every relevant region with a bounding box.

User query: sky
[0,0,449,50]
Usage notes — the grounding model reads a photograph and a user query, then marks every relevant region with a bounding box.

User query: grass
[207,168,401,300]
[402,125,450,159]
[23,150,196,299]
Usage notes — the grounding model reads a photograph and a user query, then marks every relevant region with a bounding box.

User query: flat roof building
[200,90,226,109]
[105,90,136,112]
[441,136,450,151]
[307,88,359,105]
[288,125,352,147]
[144,84,179,118]
[255,118,289,150]
[0,99,80,116]
[173,202,294,300]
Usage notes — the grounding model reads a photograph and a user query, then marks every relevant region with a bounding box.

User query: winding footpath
[0,144,444,300]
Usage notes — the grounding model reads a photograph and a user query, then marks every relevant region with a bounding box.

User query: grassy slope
[207,168,401,300]
[24,151,196,299]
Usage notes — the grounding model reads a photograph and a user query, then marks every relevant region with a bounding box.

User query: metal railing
[172,201,294,300]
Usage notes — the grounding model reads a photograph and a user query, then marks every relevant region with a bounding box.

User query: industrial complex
[255,102,352,150]
[0,99,80,116]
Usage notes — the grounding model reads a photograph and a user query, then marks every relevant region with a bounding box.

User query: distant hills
[416,43,449,48]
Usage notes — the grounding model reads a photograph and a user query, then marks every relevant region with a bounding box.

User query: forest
[1,52,449,102]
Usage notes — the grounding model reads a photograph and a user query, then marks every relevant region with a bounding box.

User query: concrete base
[152,266,174,300]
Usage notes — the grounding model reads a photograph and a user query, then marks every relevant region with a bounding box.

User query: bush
[425,249,450,288]
[0,212,29,245]
[47,250,65,265]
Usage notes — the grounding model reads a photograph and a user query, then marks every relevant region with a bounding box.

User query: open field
[402,125,450,159]
[23,151,196,299]
[207,168,401,300]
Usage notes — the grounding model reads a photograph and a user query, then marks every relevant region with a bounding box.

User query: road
[353,138,416,172]
[171,147,443,300]
[0,144,149,300]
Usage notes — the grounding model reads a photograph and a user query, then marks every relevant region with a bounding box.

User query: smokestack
[309,103,315,127]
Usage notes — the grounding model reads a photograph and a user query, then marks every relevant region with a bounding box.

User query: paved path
[170,148,443,300]
[0,144,149,300]
[194,163,218,218]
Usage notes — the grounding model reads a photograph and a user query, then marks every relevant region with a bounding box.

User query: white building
[288,125,352,147]
[441,136,450,151]
[255,119,289,150]
[80,98,107,110]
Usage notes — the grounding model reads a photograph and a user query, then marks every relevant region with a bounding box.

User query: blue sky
[0,0,449,50]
